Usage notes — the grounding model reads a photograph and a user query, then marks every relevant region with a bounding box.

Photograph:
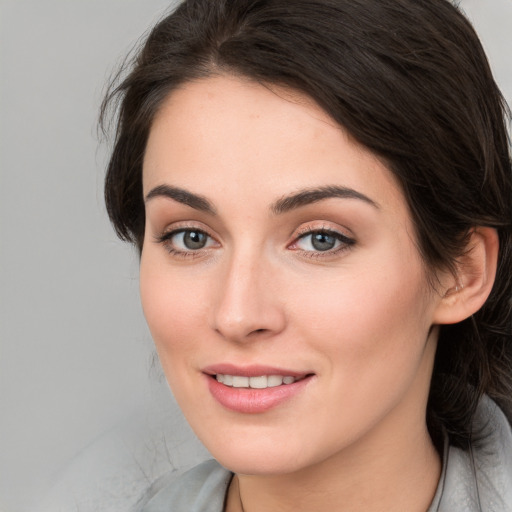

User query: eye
[174,230,210,250]
[292,229,355,254]
[156,228,217,254]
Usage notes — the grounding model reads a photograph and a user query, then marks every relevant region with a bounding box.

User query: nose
[211,251,286,343]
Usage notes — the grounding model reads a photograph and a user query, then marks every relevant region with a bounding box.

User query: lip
[202,364,314,414]
[202,363,309,378]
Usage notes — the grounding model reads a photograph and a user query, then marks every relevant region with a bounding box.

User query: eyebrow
[145,185,217,215]
[144,183,378,215]
[271,185,379,214]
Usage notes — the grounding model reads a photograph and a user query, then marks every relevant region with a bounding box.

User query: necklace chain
[237,476,246,512]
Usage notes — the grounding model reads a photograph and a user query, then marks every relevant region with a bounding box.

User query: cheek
[292,247,432,377]
[139,259,214,423]
[139,254,208,363]
[279,253,435,451]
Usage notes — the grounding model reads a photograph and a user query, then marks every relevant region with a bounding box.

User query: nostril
[250,328,267,335]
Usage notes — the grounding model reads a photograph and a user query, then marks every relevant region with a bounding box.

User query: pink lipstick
[203,364,314,414]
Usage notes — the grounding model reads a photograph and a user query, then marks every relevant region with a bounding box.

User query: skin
[140,75,476,511]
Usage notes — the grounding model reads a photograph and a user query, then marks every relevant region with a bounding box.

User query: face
[140,76,444,475]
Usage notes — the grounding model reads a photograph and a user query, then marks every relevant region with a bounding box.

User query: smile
[204,366,314,413]
[215,374,301,388]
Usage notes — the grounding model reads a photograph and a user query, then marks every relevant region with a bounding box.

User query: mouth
[213,374,307,389]
[203,365,315,413]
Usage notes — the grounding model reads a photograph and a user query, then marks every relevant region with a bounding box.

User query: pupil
[312,233,336,251]
[184,231,207,249]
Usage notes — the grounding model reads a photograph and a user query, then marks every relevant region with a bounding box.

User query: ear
[432,227,499,325]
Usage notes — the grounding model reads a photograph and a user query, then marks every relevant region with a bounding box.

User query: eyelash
[154,227,217,259]
[290,227,355,259]
[154,226,355,259]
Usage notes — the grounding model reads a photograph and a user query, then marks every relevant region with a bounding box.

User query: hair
[101,0,512,449]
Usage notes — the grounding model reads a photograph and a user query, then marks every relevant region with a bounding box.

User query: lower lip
[206,374,313,414]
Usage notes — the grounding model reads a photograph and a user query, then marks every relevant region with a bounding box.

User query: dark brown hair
[101,0,512,449]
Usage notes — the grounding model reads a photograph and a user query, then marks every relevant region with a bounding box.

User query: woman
[101,0,512,510]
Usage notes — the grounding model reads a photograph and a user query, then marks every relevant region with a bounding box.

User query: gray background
[1,1,511,511]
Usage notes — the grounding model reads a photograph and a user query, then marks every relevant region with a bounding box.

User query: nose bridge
[212,243,284,342]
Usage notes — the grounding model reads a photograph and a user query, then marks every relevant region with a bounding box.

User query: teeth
[215,374,300,388]
[232,376,249,388]
[249,375,267,389]
[267,375,284,387]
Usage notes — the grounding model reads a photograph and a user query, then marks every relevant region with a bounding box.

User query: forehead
[143,75,405,216]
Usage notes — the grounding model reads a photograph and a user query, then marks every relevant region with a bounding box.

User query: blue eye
[295,230,354,253]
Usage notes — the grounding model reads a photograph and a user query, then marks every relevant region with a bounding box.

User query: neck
[227,424,441,512]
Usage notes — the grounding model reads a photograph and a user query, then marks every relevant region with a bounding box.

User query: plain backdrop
[1,1,511,511]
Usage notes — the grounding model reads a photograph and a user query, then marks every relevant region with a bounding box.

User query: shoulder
[35,404,212,512]
[436,396,512,512]
[140,459,233,512]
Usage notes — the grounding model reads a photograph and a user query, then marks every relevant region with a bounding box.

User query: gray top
[140,397,512,512]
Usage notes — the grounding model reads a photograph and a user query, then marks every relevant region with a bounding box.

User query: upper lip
[202,363,311,378]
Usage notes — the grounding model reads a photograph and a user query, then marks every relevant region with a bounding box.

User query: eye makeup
[154,223,219,259]
[153,221,356,262]
[288,224,356,260]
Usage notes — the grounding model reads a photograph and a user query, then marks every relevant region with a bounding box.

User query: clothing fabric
[140,396,512,512]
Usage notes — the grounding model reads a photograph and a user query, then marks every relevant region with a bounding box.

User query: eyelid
[288,224,356,255]
[154,220,216,240]
[159,228,216,246]
[293,222,354,242]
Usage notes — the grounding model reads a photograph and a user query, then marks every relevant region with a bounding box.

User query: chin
[215,451,305,476]
[201,431,321,476]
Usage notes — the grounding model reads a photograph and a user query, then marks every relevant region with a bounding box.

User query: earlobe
[432,227,499,325]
